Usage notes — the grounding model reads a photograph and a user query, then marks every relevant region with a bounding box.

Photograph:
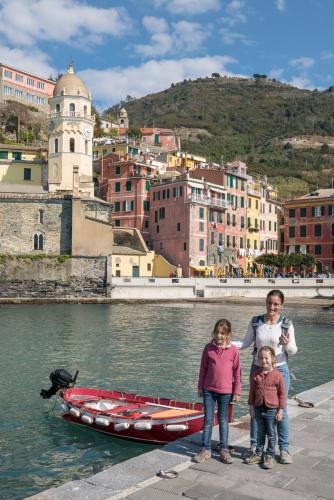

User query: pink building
[99,153,157,243]
[140,128,177,151]
[0,63,55,112]
[149,174,228,277]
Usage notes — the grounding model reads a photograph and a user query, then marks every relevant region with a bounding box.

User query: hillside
[105,76,334,198]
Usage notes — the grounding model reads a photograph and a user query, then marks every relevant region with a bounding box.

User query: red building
[283,189,334,273]
[98,152,157,243]
[140,128,177,151]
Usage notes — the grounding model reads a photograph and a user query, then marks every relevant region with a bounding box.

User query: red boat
[41,369,232,445]
[60,386,207,444]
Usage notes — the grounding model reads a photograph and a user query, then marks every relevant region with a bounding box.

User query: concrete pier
[29,380,334,500]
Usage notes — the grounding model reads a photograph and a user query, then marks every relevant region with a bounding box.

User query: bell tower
[47,64,95,196]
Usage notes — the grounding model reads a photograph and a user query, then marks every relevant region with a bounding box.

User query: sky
[0,0,332,110]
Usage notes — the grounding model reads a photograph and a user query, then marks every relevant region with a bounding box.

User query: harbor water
[1,302,333,499]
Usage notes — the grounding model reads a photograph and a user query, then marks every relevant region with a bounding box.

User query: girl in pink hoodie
[194,319,241,464]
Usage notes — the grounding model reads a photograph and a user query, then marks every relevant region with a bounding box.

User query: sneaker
[263,455,274,469]
[245,452,261,465]
[280,450,293,464]
[193,448,211,463]
[220,450,234,464]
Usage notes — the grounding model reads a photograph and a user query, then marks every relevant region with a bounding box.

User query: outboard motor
[40,369,78,399]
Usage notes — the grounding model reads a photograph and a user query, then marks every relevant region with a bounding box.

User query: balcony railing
[247,186,262,197]
[186,194,229,209]
[48,111,95,121]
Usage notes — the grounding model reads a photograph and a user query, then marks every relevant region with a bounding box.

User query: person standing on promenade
[234,289,297,464]
[195,319,241,464]
[247,346,286,469]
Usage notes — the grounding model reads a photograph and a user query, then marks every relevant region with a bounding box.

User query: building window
[217,211,223,223]
[24,168,31,180]
[332,223,334,236]
[159,207,165,219]
[209,209,214,222]
[115,219,120,227]
[37,96,45,104]
[183,242,187,251]
[233,235,236,247]
[274,222,277,232]
[199,239,204,251]
[3,85,12,95]
[300,207,307,217]
[312,206,324,217]
[227,212,231,225]
[155,210,158,223]
[177,222,181,231]
[27,78,34,86]
[241,216,245,228]
[219,233,223,245]
[269,221,272,231]
[69,138,75,152]
[83,105,87,115]
[114,201,120,212]
[115,182,120,192]
[15,89,23,98]
[147,263,151,271]
[143,200,150,211]
[241,197,245,208]
[156,225,160,233]
[54,138,58,153]
[314,224,322,237]
[226,235,230,247]
[255,200,259,210]
[26,93,34,102]
[162,189,166,199]
[39,210,44,224]
[211,232,215,244]
[199,207,204,219]
[315,244,322,255]
[56,103,60,113]
[241,179,245,191]
[4,69,12,78]
[248,198,251,208]
[146,180,150,191]
[289,226,295,237]
[199,221,205,232]
[240,237,244,248]
[300,225,306,237]
[144,220,149,228]
[123,200,134,211]
[159,241,164,250]
[13,151,22,160]
[33,233,44,250]
[126,180,132,191]
[15,74,23,82]
[37,81,45,90]
[232,214,236,227]
[247,217,251,228]
[69,103,75,115]
[288,208,296,218]
[0,151,8,159]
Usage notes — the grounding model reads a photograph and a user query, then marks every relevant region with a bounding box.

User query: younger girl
[195,319,241,464]
[248,346,286,469]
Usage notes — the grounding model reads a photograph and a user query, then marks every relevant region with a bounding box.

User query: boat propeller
[40,369,78,399]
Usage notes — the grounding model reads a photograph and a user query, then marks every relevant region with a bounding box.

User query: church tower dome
[47,64,95,197]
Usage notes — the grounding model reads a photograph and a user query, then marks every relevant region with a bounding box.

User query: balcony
[247,186,262,198]
[186,194,229,209]
[48,111,96,122]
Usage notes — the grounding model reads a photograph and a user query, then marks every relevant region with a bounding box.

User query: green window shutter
[130,201,134,211]
[241,197,244,208]
[115,182,120,192]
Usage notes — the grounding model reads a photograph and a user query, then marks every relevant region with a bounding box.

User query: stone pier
[29,380,334,500]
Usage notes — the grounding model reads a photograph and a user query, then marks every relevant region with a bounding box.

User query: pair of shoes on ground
[193,448,234,464]
[245,448,292,468]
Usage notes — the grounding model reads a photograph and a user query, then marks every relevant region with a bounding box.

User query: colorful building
[283,189,334,273]
[0,63,55,112]
[149,174,228,277]
[0,143,47,192]
[246,176,261,273]
[140,128,177,151]
[167,151,206,170]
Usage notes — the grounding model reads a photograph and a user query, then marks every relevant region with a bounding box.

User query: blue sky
[0,0,332,110]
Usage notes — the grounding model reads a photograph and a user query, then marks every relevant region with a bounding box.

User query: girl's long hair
[212,318,232,344]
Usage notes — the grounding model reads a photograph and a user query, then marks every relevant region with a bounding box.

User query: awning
[191,265,214,272]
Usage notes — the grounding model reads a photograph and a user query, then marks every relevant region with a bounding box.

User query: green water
[1,302,333,499]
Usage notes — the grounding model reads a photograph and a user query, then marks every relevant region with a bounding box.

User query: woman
[234,289,297,464]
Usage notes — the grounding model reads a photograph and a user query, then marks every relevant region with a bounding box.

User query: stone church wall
[0,195,72,255]
[0,256,108,297]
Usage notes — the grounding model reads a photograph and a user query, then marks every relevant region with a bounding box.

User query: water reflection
[0,302,333,499]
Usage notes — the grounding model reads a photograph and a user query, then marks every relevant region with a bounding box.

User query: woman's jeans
[255,406,277,457]
[202,390,232,450]
[250,363,290,451]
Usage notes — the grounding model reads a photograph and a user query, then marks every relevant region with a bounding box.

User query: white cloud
[289,57,315,69]
[142,16,168,34]
[288,76,312,89]
[0,0,131,46]
[222,0,247,27]
[0,44,55,78]
[321,51,334,60]
[136,19,208,58]
[153,0,220,15]
[220,27,252,45]
[276,0,286,11]
[79,55,238,108]
[268,68,284,80]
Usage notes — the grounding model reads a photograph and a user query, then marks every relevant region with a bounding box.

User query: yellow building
[246,177,262,273]
[167,151,206,170]
[0,143,47,191]
[112,227,178,277]
[92,141,127,160]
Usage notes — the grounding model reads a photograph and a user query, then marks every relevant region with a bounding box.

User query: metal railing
[186,194,229,209]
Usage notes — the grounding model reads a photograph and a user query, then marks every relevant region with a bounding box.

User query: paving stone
[312,457,334,472]
[190,458,233,475]
[234,481,315,500]
[29,480,111,500]
[219,463,296,489]
[182,481,235,499]
[286,477,334,499]
[126,486,182,499]
[150,469,200,494]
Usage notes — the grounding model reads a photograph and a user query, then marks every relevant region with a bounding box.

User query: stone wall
[0,194,72,255]
[0,256,108,297]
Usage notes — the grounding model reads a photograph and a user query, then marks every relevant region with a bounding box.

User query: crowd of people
[195,289,297,469]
